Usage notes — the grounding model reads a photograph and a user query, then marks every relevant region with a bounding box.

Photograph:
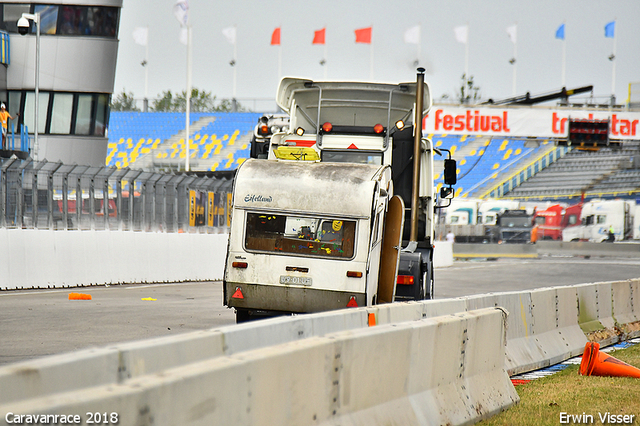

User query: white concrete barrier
[433,241,454,267]
[575,282,618,345]
[0,308,517,426]
[0,230,228,290]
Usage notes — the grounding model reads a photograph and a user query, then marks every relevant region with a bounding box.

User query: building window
[95,95,108,136]
[75,94,93,135]
[0,4,30,33]
[1,4,119,38]
[9,90,110,137]
[34,5,58,35]
[50,93,74,134]
[24,92,49,134]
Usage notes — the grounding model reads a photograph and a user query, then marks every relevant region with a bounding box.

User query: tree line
[110,88,245,112]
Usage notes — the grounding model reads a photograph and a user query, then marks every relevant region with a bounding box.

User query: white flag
[179,27,188,45]
[506,24,517,44]
[454,25,468,44]
[132,27,148,46]
[173,0,188,26]
[404,25,420,45]
[222,26,236,45]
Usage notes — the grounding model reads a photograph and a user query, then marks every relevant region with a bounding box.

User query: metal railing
[0,157,234,233]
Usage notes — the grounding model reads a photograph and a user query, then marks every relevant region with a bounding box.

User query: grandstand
[430,134,564,198]
[107,112,640,203]
[107,112,261,171]
[505,144,640,200]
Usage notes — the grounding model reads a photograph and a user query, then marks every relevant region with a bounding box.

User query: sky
[113,0,640,111]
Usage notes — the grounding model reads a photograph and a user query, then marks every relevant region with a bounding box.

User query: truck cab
[562,199,633,242]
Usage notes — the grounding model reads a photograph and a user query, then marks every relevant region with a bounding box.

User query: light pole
[17,12,40,161]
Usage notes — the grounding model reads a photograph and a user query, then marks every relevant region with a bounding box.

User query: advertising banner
[424,106,640,141]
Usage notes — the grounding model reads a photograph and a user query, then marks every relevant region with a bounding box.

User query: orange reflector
[373,123,384,134]
[346,296,358,308]
[68,293,92,300]
[322,122,333,132]
[232,261,248,269]
[231,287,244,299]
[368,312,376,326]
[346,271,363,278]
[396,275,414,285]
[259,124,269,135]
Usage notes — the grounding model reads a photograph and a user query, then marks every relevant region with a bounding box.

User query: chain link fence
[0,157,234,233]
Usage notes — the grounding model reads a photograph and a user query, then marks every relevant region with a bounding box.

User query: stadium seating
[107,112,261,171]
[510,145,640,199]
[430,134,550,198]
[107,112,639,201]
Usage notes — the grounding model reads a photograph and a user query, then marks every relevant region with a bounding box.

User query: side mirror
[443,159,457,185]
[440,187,453,199]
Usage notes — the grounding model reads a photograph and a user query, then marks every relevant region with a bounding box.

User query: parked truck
[562,199,635,242]
[223,69,456,322]
[533,203,582,240]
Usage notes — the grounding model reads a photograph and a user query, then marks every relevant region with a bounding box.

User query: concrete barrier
[453,243,538,259]
[3,278,640,425]
[537,240,640,258]
[0,230,228,290]
[0,308,517,426]
[433,241,454,267]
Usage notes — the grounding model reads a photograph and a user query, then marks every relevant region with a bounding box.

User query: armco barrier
[0,308,517,426]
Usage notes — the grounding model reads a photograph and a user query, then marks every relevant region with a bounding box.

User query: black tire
[235,308,251,323]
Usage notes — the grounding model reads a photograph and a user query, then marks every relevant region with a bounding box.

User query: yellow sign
[208,192,215,227]
[189,190,196,226]
[274,147,320,161]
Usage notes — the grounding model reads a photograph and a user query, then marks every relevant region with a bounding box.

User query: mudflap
[395,247,434,301]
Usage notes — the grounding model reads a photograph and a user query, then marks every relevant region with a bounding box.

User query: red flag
[355,27,372,44]
[271,27,281,45]
[313,28,325,45]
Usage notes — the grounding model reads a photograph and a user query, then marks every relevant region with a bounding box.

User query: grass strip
[480,343,640,425]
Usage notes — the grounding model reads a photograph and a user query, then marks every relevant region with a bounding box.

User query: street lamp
[17,12,40,162]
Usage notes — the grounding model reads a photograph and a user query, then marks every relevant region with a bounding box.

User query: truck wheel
[235,308,251,323]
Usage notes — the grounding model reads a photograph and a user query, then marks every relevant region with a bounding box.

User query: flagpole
[611,29,617,102]
[512,39,517,96]
[144,29,149,112]
[185,24,191,172]
[561,36,566,88]
[464,25,469,80]
[369,28,374,80]
[233,26,237,100]
[323,43,327,79]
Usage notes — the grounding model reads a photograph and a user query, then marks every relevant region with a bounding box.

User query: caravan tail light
[397,275,414,285]
[232,261,248,269]
[346,271,363,278]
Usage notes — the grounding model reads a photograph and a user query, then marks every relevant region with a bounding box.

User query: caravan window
[245,212,356,259]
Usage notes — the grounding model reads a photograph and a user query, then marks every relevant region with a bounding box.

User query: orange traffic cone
[579,341,640,378]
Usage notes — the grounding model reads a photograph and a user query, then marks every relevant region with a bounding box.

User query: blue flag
[605,21,615,38]
[555,24,565,40]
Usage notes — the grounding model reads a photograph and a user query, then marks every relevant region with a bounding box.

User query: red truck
[533,203,582,240]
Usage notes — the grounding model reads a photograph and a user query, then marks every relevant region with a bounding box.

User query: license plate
[279,275,312,286]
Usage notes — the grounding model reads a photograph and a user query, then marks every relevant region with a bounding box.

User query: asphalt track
[1,255,639,365]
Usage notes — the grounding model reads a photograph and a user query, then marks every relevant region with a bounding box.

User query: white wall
[0,229,229,290]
